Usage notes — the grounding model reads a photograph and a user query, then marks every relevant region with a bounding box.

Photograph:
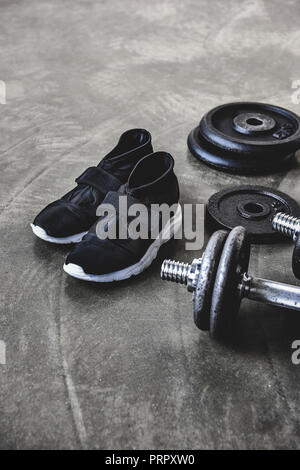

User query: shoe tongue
[98,156,119,172]
[98,153,135,183]
[127,152,172,200]
[95,128,153,183]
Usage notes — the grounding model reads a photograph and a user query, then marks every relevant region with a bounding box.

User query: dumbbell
[272,212,300,280]
[161,226,300,340]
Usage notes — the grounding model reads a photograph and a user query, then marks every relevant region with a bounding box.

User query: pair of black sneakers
[31,129,181,282]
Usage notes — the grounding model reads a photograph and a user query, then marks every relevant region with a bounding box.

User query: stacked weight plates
[188,102,300,174]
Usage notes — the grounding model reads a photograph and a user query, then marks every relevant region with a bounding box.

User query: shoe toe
[65,238,134,275]
[33,201,90,237]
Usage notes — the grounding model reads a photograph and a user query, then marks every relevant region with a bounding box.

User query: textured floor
[1,0,300,450]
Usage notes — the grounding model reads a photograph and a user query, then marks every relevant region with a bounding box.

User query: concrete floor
[1,0,300,450]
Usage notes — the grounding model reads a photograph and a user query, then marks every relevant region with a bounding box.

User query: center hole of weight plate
[243,202,264,214]
[237,200,271,220]
[246,118,263,126]
[233,112,276,135]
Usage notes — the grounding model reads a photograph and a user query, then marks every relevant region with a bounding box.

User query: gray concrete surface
[1,0,300,450]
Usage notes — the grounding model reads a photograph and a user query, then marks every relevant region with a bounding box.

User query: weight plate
[188,102,300,174]
[193,230,228,331]
[207,185,300,244]
[187,127,294,174]
[292,236,300,280]
[210,226,250,341]
[200,102,300,153]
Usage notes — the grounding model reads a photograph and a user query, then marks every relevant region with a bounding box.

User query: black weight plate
[193,230,228,331]
[200,102,300,154]
[187,126,295,175]
[207,185,300,244]
[292,236,300,280]
[210,226,250,341]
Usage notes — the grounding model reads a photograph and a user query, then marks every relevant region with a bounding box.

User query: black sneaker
[31,129,153,243]
[63,152,181,281]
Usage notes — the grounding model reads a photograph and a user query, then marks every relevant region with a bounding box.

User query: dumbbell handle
[241,274,300,311]
[161,259,300,312]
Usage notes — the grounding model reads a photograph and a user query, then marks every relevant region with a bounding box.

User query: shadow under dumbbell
[233,301,300,356]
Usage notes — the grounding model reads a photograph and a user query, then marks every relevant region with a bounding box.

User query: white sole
[63,205,182,282]
[31,223,87,244]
